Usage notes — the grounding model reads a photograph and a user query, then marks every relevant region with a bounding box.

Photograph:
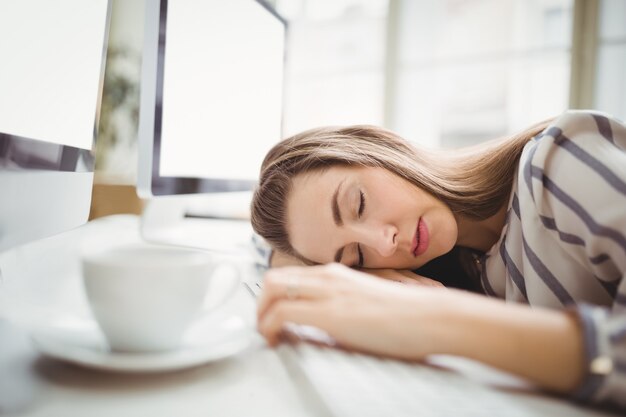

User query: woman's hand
[257,263,449,361]
[361,268,444,288]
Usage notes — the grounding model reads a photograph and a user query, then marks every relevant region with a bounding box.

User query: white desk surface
[0,215,313,417]
[0,215,620,417]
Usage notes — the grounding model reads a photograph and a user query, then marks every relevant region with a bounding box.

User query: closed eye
[356,190,365,268]
[358,190,366,217]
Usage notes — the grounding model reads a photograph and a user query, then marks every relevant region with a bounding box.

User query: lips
[411,218,429,257]
[411,223,419,256]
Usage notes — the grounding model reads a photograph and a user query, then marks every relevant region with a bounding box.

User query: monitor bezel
[138,0,287,197]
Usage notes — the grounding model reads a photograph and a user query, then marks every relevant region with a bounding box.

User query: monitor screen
[0,0,107,151]
[138,0,286,196]
[0,0,110,251]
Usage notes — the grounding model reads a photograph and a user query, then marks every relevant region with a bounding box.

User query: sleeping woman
[251,110,626,410]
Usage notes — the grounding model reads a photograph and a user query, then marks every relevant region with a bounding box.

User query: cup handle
[201,262,242,313]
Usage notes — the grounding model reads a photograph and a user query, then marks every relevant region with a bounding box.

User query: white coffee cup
[82,243,240,352]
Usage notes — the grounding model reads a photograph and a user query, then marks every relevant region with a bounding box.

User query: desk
[0,215,313,417]
[0,215,620,417]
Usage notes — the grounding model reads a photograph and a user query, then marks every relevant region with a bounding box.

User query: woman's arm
[257,263,584,394]
[428,289,585,393]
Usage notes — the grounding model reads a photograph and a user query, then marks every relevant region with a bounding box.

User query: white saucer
[30,313,252,373]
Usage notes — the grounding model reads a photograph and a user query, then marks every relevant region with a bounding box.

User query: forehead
[286,165,358,263]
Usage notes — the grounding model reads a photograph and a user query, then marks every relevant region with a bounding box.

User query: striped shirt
[479,110,626,409]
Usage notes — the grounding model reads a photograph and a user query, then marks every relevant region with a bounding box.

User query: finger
[410,274,445,288]
[393,270,444,288]
[361,268,423,286]
[397,270,421,279]
[258,300,329,347]
[270,262,351,279]
[257,268,328,320]
[397,276,426,286]
[258,263,373,321]
[397,276,443,288]
[420,277,445,288]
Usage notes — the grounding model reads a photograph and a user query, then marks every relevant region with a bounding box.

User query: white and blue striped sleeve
[251,232,273,271]
[526,110,626,409]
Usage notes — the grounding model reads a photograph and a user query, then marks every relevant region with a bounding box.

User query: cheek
[437,210,458,250]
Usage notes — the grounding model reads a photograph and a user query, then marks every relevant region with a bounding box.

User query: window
[387,0,572,147]
[276,0,578,147]
[594,0,626,120]
[274,0,389,136]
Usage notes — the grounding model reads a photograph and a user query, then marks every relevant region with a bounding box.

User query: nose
[357,223,398,257]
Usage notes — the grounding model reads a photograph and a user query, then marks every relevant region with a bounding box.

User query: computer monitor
[0,0,111,252]
[137,0,286,203]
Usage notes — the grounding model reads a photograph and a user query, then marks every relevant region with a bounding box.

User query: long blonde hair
[251,120,551,259]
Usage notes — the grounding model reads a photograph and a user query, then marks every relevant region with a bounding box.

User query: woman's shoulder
[517,109,626,215]
[535,109,626,151]
[521,109,626,172]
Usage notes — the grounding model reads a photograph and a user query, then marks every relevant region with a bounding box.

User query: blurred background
[91,0,625,215]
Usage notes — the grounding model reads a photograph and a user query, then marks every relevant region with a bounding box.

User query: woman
[251,110,626,410]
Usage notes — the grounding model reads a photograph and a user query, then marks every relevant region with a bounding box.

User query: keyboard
[243,279,264,298]
[278,341,547,417]
[269,320,610,417]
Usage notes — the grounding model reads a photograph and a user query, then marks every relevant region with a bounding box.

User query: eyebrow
[332,180,346,263]
[331,180,344,227]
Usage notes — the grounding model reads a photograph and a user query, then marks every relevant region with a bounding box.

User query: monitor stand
[140,193,255,256]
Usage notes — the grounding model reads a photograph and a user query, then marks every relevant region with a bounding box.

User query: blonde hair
[251,120,551,260]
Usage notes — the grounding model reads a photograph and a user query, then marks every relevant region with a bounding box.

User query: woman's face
[286,165,458,269]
